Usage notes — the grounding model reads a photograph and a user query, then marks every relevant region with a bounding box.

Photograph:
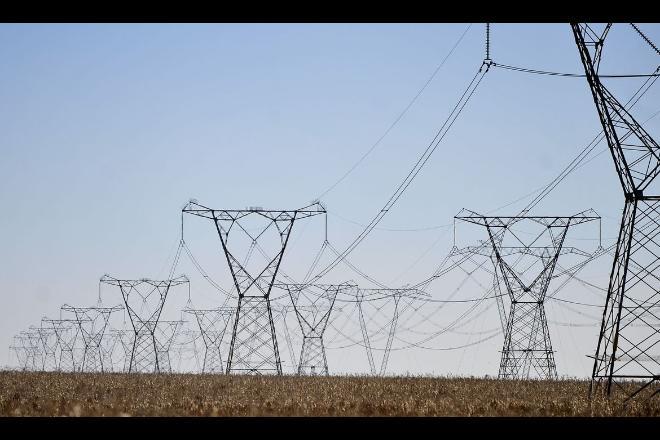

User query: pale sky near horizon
[1,23,658,377]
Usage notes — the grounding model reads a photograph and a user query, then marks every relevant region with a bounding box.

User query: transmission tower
[100,275,189,373]
[154,320,185,373]
[183,200,326,375]
[110,329,134,373]
[183,307,234,373]
[99,329,123,372]
[37,319,58,371]
[44,318,87,372]
[171,328,197,373]
[456,210,599,380]
[280,283,353,375]
[572,23,660,401]
[10,336,30,371]
[61,304,123,372]
[274,304,298,373]
[12,332,41,371]
[25,327,46,371]
[355,287,428,376]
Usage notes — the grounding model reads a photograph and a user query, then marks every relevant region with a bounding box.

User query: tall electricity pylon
[100,275,189,373]
[183,200,326,375]
[572,23,660,401]
[280,283,353,375]
[456,210,600,379]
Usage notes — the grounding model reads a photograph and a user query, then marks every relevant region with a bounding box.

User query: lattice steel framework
[110,329,134,373]
[61,304,123,372]
[572,23,660,401]
[12,332,42,371]
[36,319,58,371]
[280,283,353,375]
[183,307,234,373]
[171,328,202,373]
[456,210,599,380]
[355,287,429,376]
[24,326,48,371]
[100,329,125,372]
[154,320,185,373]
[44,318,87,372]
[10,336,30,371]
[100,275,189,373]
[275,305,298,373]
[183,200,326,375]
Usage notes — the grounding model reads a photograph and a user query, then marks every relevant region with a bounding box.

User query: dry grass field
[0,371,658,417]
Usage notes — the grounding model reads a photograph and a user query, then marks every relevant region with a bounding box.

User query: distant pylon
[36,320,58,371]
[100,329,125,372]
[100,275,189,373]
[171,327,202,373]
[44,318,87,372]
[354,287,429,376]
[154,320,184,373]
[61,304,123,372]
[183,307,234,373]
[280,283,353,375]
[183,200,326,375]
[455,210,600,380]
[10,336,30,371]
[25,327,47,370]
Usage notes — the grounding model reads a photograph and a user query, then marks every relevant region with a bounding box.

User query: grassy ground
[0,371,658,416]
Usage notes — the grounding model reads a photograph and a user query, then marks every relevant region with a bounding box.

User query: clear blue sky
[1,23,658,377]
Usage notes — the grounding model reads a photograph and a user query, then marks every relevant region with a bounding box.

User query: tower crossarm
[281,282,352,337]
[572,23,660,196]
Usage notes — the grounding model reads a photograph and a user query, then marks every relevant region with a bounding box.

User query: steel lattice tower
[25,327,47,371]
[110,329,134,373]
[355,287,429,376]
[171,328,203,373]
[154,320,184,373]
[100,329,125,373]
[183,200,326,375]
[183,307,234,373]
[10,336,30,371]
[280,283,352,375]
[572,23,660,401]
[44,318,86,372]
[456,210,599,379]
[13,332,42,371]
[34,321,58,371]
[61,304,123,372]
[100,275,189,373]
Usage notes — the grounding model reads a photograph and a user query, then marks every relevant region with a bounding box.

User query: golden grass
[0,371,658,416]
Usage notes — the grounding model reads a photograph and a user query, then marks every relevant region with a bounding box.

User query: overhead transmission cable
[308,62,491,286]
[314,24,473,201]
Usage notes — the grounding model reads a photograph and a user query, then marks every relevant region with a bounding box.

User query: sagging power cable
[309,62,491,285]
[314,24,473,201]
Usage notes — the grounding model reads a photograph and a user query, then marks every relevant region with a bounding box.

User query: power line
[314,24,473,201]
[309,62,491,284]
[493,62,660,78]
